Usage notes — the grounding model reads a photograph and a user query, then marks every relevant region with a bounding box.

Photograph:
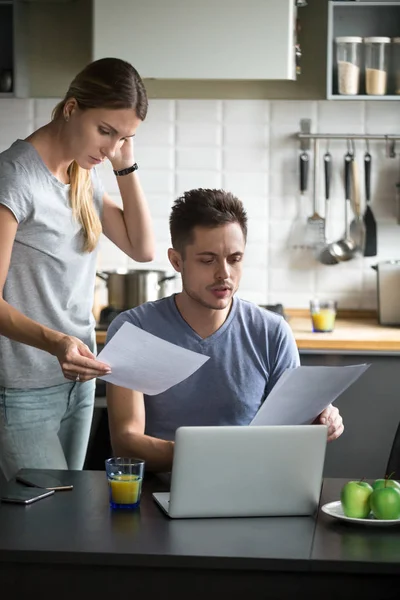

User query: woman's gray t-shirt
[0,139,104,388]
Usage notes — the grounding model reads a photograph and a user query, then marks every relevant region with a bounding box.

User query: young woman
[0,57,155,479]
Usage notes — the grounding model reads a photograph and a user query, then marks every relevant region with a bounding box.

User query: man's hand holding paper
[250,364,369,436]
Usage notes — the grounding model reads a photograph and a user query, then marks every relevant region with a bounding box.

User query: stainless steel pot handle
[96,271,109,281]
[158,275,177,284]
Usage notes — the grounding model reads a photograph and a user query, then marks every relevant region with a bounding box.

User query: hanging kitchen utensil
[323,149,332,241]
[397,182,400,225]
[329,150,358,262]
[386,136,396,159]
[349,154,366,254]
[305,139,325,248]
[291,150,310,249]
[317,150,339,265]
[363,149,377,256]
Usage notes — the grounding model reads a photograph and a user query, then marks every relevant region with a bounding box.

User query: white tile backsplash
[240,196,269,219]
[243,243,268,269]
[223,147,268,172]
[2,96,400,310]
[269,268,315,295]
[365,102,400,134]
[33,98,60,121]
[146,99,175,122]
[138,146,174,170]
[0,122,34,152]
[222,171,268,197]
[315,264,364,295]
[239,266,268,305]
[176,99,222,122]
[98,236,130,271]
[317,101,365,134]
[246,218,269,245]
[270,101,318,128]
[175,122,222,146]
[136,121,174,146]
[0,98,34,121]
[223,122,269,147]
[176,147,221,170]
[362,268,378,295]
[139,169,174,194]
[175,171,222,196]
[223,100,270,124]
[144,194,174,219]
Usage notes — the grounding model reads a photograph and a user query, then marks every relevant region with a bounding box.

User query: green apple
[370,487,400,520]
[372,479,400,492]
[340,481,373,519]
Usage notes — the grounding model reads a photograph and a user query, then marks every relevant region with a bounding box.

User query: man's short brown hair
[169,188,248,255]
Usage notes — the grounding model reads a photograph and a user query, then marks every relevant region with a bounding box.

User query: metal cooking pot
[96,269,177,310]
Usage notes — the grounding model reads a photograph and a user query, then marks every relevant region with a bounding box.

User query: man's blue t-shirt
[106,295,300,441]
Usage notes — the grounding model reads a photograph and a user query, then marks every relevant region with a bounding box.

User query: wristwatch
[113,163,138,177]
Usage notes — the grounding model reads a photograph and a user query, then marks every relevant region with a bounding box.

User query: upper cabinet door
[93,0,297,80]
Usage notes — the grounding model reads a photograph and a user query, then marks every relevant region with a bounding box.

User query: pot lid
[97,269,171,275]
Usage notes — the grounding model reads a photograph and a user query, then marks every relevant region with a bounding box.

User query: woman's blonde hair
[52,58,148,252]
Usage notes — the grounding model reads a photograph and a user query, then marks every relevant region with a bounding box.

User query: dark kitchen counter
[0,471,399,599]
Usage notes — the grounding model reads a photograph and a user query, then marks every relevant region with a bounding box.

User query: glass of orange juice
[105,458,145,509]
[310,299,337,333]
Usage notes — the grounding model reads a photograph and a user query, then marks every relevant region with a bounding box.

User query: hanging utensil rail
[297,119,400,152]
[299,134,400,141]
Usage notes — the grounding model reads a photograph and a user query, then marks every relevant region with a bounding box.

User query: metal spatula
[305,140,325,248]
[363,151,377,257]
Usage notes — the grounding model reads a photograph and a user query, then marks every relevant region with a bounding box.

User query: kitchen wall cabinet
[93,0,297,81]
[327,1,400,100]
[0,0,91,98]
[0,0,324,101]
[0,0,16,96]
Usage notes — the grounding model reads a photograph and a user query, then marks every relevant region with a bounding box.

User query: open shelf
[327,1,400,100]
[328,94,400,100]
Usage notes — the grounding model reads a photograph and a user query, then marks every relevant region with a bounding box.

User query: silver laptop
[152,425,327,519]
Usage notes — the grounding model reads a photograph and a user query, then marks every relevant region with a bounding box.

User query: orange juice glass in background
[310,299,337,333]
[105,458,145,509]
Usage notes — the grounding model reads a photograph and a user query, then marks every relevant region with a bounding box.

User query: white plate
[321,501,400,526]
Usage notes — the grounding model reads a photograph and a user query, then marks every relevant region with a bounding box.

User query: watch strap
[113,163,138,176]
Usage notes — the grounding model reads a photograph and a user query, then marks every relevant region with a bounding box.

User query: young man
[106,189,344,472]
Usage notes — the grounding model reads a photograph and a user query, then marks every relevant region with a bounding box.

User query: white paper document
[97,322,210,395]
[250,364,370,426]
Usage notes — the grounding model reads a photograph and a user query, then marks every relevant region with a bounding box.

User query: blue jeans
[0,380,95,480]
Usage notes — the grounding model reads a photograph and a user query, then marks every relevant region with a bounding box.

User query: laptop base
[153,492,171,517]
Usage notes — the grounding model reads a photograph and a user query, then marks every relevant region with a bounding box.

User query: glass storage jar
[364,37,391,95]
[393,38,400,95]
[336,36,362,95]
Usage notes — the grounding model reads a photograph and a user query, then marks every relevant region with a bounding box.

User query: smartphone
[0,483,55,505]
[16,469,73,491]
